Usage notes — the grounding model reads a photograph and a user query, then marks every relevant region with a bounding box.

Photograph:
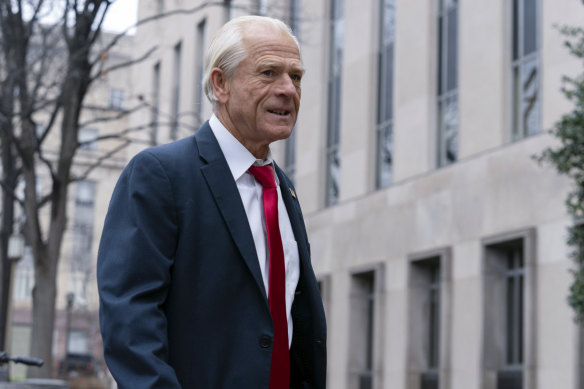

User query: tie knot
[248,165,276,189]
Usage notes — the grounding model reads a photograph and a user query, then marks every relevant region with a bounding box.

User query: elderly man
[97,15,326,389]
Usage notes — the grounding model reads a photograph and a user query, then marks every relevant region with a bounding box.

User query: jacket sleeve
[97,151,181,389]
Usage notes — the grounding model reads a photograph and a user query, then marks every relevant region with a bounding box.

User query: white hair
[202,15,301,104]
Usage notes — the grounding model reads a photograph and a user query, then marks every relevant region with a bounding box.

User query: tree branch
[71,139,130,182]
[83,122,153,144]
[0,178,23,207]
[88,0,111,46]
[63,0,72,44]
[78,101,147,127]
[36,93,62,146]
[93,45,157,80]
[91,1,226,67]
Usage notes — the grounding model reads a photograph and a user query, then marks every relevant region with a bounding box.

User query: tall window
[483,236,529,389]
[408,250,452,389]
[285,0,301,184]
[14,247,33,301]
[349,271,376,389]
[108,88,124,110]
[152,62,161,145]
[428,263,441,371]
[224,0,233,21]
[284,130,297,184]
[68,330,88,354]
[171,42,182,140]
[325,0,344,206]
[195,20,207,127]
[71,181,96,273]
[512,0,540,140]
[71,181,96,303]
[289,0,300,34]
[78,127,97,151]
[436,0,458,167]
[376,0,395,189]
[255,0,267,15]
[505,249,524,370]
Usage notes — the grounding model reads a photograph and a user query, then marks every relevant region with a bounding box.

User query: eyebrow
[258,61,306,75]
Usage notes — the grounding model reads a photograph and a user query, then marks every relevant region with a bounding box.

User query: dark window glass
[152,62,160,145]
[505,247,524,367]
[195,20,206,126]
[437,16,443,95]
[512,0,519,60]
[428,264,441,369]
[171,42,182,140]
[446,7,458,91]
[350,271,375,389]
[284,128,296,184]
[523,0,537,55]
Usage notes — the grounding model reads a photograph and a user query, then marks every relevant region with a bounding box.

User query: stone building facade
[11,0,583,388]
[128,0,584,388]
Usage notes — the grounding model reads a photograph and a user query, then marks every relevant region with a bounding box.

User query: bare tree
[0,0,296,378]
[0,0,129,377]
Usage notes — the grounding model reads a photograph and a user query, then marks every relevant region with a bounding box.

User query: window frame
[108,88,125,110]
[407,247,452,389]
[347,264,385,389]
[482,228,537,389]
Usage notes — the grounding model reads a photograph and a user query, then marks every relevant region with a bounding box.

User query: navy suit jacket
[97,122,327,389]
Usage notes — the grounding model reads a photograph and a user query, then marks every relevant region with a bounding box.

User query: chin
[264,124,295,142]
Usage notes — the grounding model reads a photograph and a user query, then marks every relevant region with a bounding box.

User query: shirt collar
[209,114,279,184]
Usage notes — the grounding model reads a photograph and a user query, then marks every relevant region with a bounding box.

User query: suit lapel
[195,123,268,303]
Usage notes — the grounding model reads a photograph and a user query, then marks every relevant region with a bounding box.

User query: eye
[262,70,273,76]
[290,74,302,82]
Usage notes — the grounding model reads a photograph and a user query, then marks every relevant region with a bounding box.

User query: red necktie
[248,165,290,389]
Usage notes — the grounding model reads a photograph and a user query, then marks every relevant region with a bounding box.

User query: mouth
[268,109,290,116]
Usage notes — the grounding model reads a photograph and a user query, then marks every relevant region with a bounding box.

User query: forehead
[242,24,301,64]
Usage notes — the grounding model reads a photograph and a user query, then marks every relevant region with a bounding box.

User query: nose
[275,74,298,97]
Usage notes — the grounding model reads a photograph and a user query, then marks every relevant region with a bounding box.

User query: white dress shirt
[209,114,300,347]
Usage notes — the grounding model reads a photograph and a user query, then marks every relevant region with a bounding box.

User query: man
[97,15,327,389]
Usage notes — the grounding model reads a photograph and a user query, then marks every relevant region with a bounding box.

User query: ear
[210,68,230,104]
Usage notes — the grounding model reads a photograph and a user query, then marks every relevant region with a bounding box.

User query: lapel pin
[289,188,297,199]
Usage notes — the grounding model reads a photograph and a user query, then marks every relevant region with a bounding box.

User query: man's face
[215,24,304,158]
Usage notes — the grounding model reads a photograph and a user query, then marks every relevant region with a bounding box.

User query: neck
[215,109,269,160]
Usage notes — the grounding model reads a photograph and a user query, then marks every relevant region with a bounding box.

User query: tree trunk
[0,137,17,351]
[0,57,17,352]
[27,28,91,378]
[28,246,58,378]
[0,1,23,353]
[26,175,69,378]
